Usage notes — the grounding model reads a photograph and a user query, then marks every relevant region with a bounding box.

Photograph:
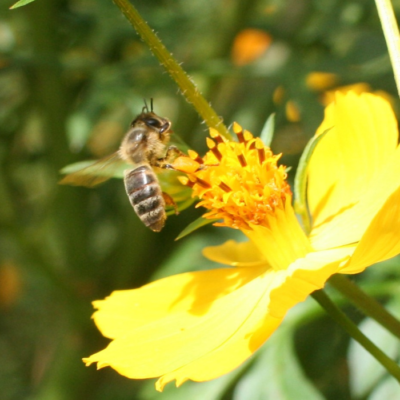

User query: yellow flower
[83,92,400,391]
[306,72,338,91]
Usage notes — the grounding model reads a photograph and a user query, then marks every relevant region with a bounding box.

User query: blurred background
[1,0,400,399]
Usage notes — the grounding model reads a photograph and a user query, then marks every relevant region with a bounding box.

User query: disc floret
[176,123,291,230]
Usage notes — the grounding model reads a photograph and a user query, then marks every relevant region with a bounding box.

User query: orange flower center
[173,123,292,230]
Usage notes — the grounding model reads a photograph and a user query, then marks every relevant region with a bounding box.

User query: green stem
[112,0,231,139]
[330,274,400,340]
[375,0,400,98]
[312,290,400,383]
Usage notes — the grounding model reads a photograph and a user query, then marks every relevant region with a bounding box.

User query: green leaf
[233,327,324,400]
[175,217,219,241]
[66,113,93,152]
[293,127,331,233]
[151,235,215,279]
[9,0,35,9]
[348,297,400,398]
[160,169,195,214]
[368,376,400,400]
[165,197,195,216]
[259,113,275,147]
[140,362,248,400]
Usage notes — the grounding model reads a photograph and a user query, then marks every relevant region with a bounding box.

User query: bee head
[132,99,171,135]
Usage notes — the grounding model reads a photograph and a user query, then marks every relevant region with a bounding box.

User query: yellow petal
[341,185,400,274]
[262,247,353,320]
[246,205,312,271]
[89,268,263,340]
[308,92,398,234]
[84,266,280,389]
[321,83,371,105]
[158,249,353,390]
[203,240,269,267]
[84,248,352,390]
[310,145,400,250]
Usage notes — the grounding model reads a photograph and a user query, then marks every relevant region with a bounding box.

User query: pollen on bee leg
[256,139,266,164]
[209,128,225,144]
[173,154,201,173]
[206,137,223,161]
[234,147,247,167]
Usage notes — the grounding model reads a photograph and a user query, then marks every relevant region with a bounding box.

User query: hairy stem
[112,0,231,139]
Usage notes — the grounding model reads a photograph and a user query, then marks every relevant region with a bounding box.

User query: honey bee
[60,101,181,232]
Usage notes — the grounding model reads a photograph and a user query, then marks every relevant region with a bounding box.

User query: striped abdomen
[124,165,166,232]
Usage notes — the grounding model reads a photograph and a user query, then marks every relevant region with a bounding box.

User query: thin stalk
[112,0,231,139]
[330,274,400,340]
[312,290,400,383]
[375,0,400,97]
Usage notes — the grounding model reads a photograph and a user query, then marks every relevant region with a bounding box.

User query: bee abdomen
[124,165,166,232]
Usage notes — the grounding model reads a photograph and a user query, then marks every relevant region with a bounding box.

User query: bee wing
[59,153,130,187]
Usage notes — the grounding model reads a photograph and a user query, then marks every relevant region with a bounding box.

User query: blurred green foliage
[1,0,400,399]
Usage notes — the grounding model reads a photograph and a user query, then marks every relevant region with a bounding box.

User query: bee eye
[145,118,161,128]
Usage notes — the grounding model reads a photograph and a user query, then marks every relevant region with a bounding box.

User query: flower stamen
[188,150,204,165]
[178,176,195,188]
[209,128,225,144]
[243,130,253,144]
[235,147,247,167]
[219,181,232,193]
[194,177,212,189]
[206,138,223,161]
[256,139,265,164]
[233,123,245,143]
[173,122,292,230]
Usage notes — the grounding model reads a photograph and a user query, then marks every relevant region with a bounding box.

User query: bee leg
[156,146,185,169]
[162,192,179,215]
[157,163,174,170]
[165,145,185,160]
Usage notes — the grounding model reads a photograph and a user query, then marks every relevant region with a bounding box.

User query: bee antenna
[143,99,148,113]
[150,98,154,112]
